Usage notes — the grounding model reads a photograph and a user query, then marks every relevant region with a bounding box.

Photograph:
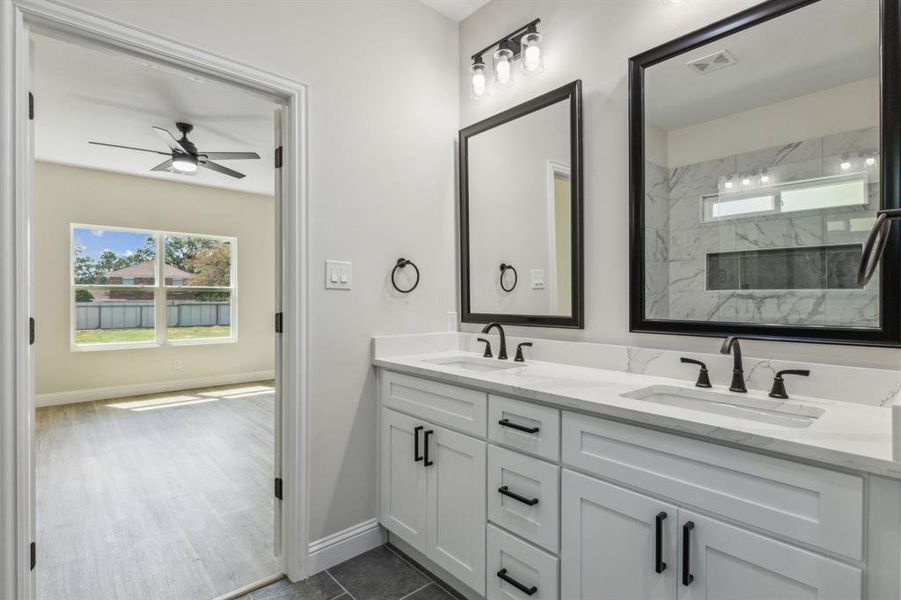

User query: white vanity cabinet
[377,369,888,600]
[379,372,487,594]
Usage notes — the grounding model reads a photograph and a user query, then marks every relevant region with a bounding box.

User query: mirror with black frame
[630,0,901,346]
[459,81,583,328]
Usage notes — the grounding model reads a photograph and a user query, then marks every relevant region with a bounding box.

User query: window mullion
[156,234,166,345]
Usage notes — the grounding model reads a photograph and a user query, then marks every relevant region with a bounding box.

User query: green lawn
[75,326,231,345]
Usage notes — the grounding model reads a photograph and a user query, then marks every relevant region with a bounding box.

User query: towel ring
[499,263,518,293]
[392,258,420,293]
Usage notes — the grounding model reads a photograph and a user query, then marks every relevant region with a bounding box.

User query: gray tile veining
[644,126,881,327]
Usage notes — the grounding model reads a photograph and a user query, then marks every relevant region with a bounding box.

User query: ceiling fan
[89,122,260,179]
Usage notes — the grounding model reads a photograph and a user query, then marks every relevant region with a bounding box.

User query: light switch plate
[531,269,545,289]
[325,260,352,290]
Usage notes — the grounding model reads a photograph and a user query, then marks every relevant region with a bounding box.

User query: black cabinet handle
[498,418,539,434]
[413,425,423,462]
[496,568,537,596]
[498,486,539,506]
[682,521,695,586]
[655,512,667,574]
[423,429,434,467]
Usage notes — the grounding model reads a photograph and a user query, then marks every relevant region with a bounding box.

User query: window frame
[70,223,238,352]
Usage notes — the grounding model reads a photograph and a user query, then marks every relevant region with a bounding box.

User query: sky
[73,227,153,260]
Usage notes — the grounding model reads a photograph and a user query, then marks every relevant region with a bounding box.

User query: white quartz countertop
[374,351,901,478]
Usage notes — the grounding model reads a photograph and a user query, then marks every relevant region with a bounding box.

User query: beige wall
[33,162,275,396]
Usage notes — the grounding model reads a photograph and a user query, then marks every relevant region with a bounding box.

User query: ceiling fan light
[172,155,197,173]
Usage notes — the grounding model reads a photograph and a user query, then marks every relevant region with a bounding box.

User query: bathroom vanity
[373,336,901,600]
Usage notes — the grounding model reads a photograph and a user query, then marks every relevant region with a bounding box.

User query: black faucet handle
[680,357,712,388]
[477,337,493,358]
[514,342,533,362]
[769,369,810,399]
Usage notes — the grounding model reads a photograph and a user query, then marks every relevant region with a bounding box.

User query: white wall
[665,77,879,167]
[62,0,460,541]
[33,162,275,396]
[459,0,901,370]
[468,99,569,315]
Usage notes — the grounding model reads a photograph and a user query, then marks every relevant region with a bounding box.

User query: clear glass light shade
[493,47,515,88]
[520,31,543,75]
[470,62,489,100]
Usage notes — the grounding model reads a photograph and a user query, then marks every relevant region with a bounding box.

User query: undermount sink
[620,385,824,428]
[424,356,522,372]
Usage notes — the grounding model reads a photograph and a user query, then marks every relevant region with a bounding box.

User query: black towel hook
[499,263,518,293]
[392,258,420,293]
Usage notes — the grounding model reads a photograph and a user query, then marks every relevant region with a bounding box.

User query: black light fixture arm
[470,18,540,62]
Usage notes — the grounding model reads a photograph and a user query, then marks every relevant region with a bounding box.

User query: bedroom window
[72,224,237,350]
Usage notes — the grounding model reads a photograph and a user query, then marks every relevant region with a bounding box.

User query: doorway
[0,3,310,599]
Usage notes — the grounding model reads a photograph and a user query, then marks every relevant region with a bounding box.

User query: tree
[165,236,218,271]
[186,244,231,287]
[75,289,94,302]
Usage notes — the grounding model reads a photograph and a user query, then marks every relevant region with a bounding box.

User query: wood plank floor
[36,382,281,600]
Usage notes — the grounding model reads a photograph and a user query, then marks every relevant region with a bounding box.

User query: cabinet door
[379,408,428,549]
[561,469,677,600]
[426,424,487,594]
[677,511,862,600]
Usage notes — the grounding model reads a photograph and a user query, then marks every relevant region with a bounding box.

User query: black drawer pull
[413,425,423,462]
[498,486,539,506]
[498,418,539,434]
[423,429,434,467]
[682,521,695,586]
[496,568,537,596]
[655,512,667,574]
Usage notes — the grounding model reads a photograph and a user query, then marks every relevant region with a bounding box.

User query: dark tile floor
[239,545,464,600]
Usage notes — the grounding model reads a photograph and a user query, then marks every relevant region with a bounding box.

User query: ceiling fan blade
[199,159,245,179]
[152,126,190,153]
[89,141,170,156]
[151,159,174,172]
[200,152,261,160]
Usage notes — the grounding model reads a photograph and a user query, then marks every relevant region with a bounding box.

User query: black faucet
[720,336,747,393]
[480,322,508,360]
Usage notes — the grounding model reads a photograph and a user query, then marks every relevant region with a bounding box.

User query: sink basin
[620,385,824,428]
[424,356,522,373]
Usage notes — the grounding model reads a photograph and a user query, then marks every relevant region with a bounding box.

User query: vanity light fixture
[520,26,543,75]
[840,160,852,171]
[760,171,771,184]
[741,176,751,186]
[470,56,489,100]
[724,178,734,190]
[469,19,544,98]
[493,42,515,88]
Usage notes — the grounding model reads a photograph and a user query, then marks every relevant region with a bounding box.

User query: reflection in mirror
[461,81,582,327]
[642,0,880,330]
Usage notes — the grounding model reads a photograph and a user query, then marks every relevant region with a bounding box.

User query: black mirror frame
[628,0,901,347]
[459,80,584,328]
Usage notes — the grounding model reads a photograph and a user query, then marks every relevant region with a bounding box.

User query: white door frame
[0,2,311,598]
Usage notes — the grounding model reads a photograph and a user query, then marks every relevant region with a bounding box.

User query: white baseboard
[307,518,386,575]
[35,370,275,407]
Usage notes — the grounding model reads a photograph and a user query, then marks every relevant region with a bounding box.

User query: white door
[677,511,862,600]
[379,408,428,548]
[426,424,486,594]
[561,469,677,600]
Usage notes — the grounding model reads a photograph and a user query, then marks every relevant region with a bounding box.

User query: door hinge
[274,477,283,500]
[29,317,35,345]
[30,542,35,570]
[275,312,283,334]
[274,146,283,169]
[28,92,34,120]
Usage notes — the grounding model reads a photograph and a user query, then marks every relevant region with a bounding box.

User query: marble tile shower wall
[645,127,880,327]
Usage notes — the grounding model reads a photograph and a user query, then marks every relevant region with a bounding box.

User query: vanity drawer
[381,371,487,437]
[487,524,558,600]
[489,395,560,461]
[561,411,864,560]
[488,445,559,553]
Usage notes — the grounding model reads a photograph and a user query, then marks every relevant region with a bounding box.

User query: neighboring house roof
[106,261,194,279]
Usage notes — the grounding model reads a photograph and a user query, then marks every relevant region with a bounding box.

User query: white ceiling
[32,33,278,196]
[645,0,879,131]
[418,0,489,22]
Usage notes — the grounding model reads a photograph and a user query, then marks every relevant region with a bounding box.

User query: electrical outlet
[173,359,182,371]
[325,260,352,290]
[531,269,545,289]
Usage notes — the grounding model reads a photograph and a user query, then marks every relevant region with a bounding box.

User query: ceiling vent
[686,49,737,75]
